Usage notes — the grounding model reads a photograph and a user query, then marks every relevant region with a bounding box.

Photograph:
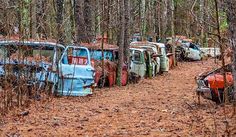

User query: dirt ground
[1,59,236,137]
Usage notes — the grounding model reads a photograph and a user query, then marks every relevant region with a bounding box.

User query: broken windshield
[3,45,55,63]
[133,50,142,63]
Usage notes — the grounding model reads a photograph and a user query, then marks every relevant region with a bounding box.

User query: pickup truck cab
[0,40,95,96]
[130,42,161,75]
[130,48,156,78]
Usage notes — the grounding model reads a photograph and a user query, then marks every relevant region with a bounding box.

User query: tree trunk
[30,0,37,38]
[161,0,168,41]
[56,0,64,44]
[226,0,236,95]
[124,0,130,62]
[84,0,94,43]
[169,0,176,66]
[19,0,31,39]
[75,0,86,43]
[199,0,204,46]
[117,0,125,86]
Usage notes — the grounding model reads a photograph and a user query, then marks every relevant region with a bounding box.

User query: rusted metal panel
[80,43,128,87]
[167,53,174,69]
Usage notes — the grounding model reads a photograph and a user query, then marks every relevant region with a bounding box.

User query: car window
[133,50,142,62]
[89,50,113,61]
[2,45,55,63]
[32,49,54,62]
[114,51,118,61]
[189,43,199,50]
[64,48,89,65]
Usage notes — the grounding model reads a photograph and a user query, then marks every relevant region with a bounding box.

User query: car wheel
[98,76,105,88]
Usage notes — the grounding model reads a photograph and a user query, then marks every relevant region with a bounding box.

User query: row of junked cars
[1,36,225,102]
[0,39,174,97]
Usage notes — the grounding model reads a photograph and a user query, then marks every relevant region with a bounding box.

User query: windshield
[0,45,56,63]
[90,50,114,61]
[62,47,89,65]
[133,50,142,63]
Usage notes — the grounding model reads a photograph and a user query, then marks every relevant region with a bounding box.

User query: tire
[98,76,105,88]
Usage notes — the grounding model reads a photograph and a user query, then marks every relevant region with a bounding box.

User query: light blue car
[0,41,95,96]
[57,46,95,96]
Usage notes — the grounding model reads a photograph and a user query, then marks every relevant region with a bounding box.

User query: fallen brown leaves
[1,59,236,136]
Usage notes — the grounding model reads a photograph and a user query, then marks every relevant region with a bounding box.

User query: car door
[160,47,169,72]
[57,46,95,96]
[145,51,154,78]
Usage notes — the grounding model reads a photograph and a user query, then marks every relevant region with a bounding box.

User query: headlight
[197,79,206,88]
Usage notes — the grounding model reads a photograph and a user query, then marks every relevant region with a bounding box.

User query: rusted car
[80,43,128,87]
[167,37,203,61]
[130,47,158,78]
[0,40,64,94]
[130,42,161,75]
[182,43,203,61]
[196,64,235,103]
[0,40,95,96]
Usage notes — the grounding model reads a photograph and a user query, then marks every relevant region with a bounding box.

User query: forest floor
[1,59,236,137]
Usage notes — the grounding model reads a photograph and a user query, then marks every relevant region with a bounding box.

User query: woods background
[0,0,230,47]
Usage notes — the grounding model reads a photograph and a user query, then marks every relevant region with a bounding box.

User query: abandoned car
[80,42,128,87]
[196,64,235,103]
[130,47,158,78]
[130,42,161,75]
[0,40,95,96]
[175,42,203,61]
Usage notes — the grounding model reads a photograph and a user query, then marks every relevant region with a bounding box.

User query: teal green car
[130,48,157,78]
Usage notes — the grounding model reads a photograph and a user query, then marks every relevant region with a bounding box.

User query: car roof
[79,42,118,51]
[130,47,146,52]
[0,40,65,49]
[150,42,166,48]
[130,41,154,46]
